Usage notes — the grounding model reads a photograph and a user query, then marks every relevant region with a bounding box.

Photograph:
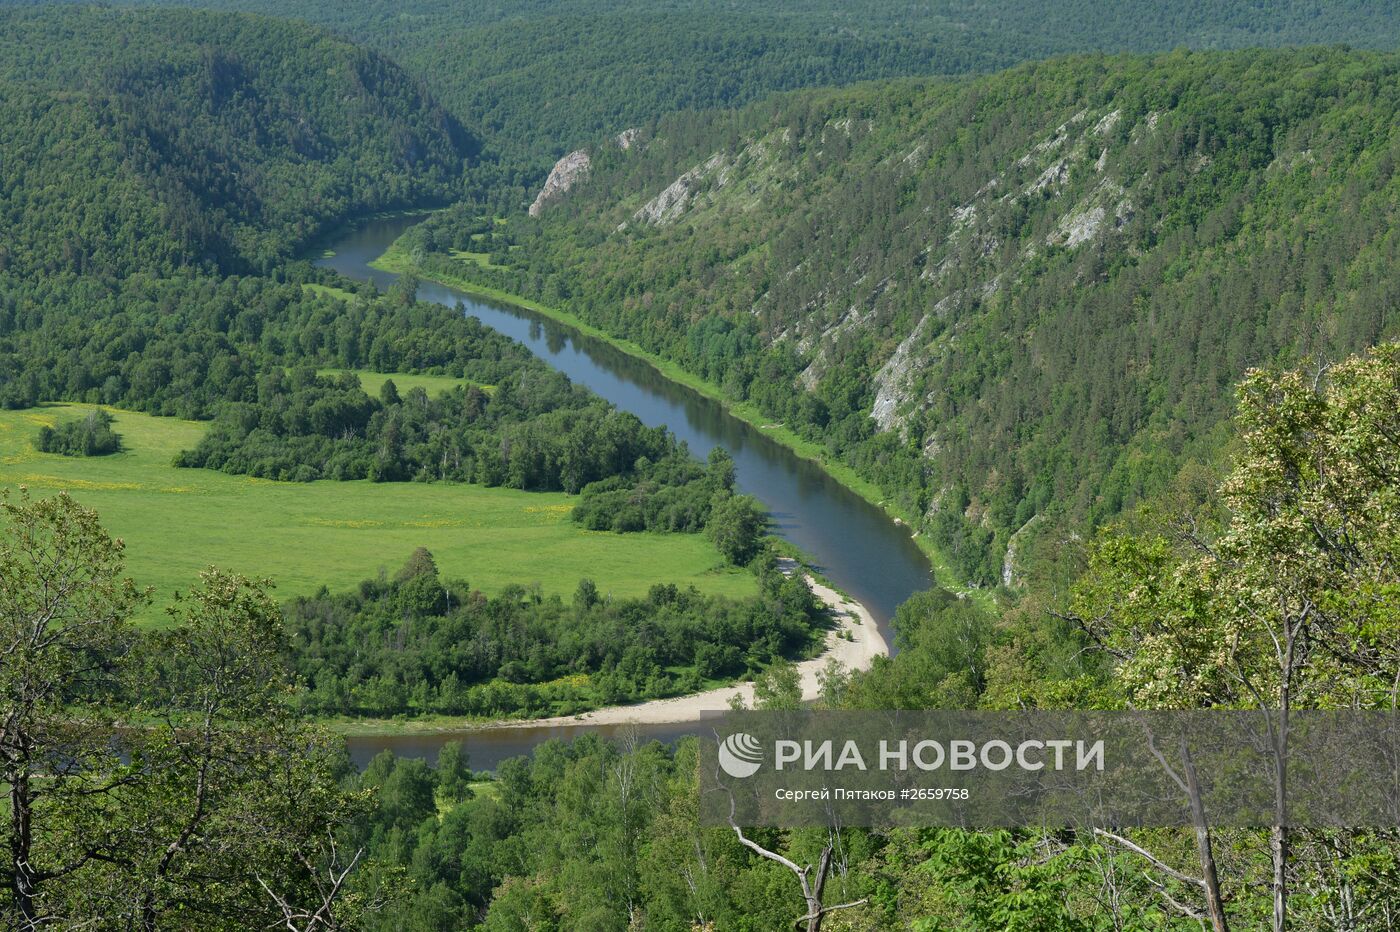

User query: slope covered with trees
[9,343,1398,927]
[0,6,472,275]
[400,48,1400,586]
[49,0,1400,194]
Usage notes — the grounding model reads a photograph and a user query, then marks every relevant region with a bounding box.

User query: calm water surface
[316,216,933,767]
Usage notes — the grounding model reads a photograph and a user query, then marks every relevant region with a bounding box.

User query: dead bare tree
[724,793,866,932]
[1091,726,1230,931]
[256,831,365,932]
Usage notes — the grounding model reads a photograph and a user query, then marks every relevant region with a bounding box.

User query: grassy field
[448,248,508,270]
[373,244,994,611]
[316,368,491,397]
[0,404,754,625]
[302,282,359,302]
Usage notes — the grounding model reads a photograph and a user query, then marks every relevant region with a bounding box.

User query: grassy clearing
[448,248,508,270]
[436,780,498,817]
[302,282,359,302]
[315,368,493,397]
[0,404,755,625]
[372,244,991,610]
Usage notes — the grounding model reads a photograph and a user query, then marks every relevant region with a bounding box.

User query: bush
[34,409,120,457]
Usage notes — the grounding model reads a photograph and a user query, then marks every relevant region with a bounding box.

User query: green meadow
[316,368,491,397]
[0,404,754,625]
[301,282,359,302]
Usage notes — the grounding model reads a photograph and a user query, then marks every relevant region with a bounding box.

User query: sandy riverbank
[494,558,889,729]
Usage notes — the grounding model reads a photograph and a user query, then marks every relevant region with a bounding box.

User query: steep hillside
[399,48,1400,586]
[0,7,472,275]
[49,0,1400,190]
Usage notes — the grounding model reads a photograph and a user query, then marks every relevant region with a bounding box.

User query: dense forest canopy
[403,47,1400,585]
[286,546,822,719]
[29,0,1400,193]
[0,6,472,274]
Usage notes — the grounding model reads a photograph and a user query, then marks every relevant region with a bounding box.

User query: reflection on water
[316,215,935,767]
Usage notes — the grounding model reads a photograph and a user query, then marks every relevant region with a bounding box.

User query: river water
[315,215,933,768]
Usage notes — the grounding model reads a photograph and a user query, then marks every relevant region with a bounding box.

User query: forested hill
[38,0,1400,192]
[0,7,472,276]
[400,48,1400,587]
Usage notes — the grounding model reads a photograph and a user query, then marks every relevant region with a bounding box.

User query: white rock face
[1001,514,1042,589]
[1048,179,1133,250]
[1059,205,1107,247]
[870,316,929,431]
[528,149,592,217]
[1092,109,1122,137]
[615,128,640,150]
[632,152,729,226]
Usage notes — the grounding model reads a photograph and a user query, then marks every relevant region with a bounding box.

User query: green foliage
[705,490,767,566]
[285,548,823,718]
[0,6,471,276]
[904,830,1100,931]
[571,446,737,533]
[843,588,991,710]
[34,408,121,456]
[1072,342,1400,710]
[77,0,1400,193]
[0,267,539,417]
[341,735,881,931]
[0,492,370,928]
[409,48,1400,586]
[176,361,673,490]
[435,742,475,804]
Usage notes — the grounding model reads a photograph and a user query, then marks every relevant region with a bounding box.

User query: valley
[401,48,1400,587]
[4,3,1400,929]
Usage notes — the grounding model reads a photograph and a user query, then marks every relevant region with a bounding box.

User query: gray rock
[528,149,592,217]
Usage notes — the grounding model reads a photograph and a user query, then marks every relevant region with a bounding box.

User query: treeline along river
[316,216,934,767]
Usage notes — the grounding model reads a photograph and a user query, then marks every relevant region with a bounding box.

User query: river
[315,215,933,768]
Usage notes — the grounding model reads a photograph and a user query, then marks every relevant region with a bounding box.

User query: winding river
[317,215,933,768]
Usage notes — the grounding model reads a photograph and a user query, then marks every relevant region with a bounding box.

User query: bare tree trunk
[1269,618,1297,932]
[1182,742,1229,932]
[7,771,38,931]
[727,817,866,931]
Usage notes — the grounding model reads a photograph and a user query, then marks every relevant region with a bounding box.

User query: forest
[5,1,1400,929]
[68,0,1400,192]
[0,6,765,559]
[0,6,471,275]
[285,546,821,718]
[400,47,1400,585]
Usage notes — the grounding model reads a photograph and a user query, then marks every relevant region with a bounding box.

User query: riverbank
[369,243,990,611]
[333,558,886,737]
[502,558,886,727]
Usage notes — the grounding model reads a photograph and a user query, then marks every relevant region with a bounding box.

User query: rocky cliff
[528,149,592,216]
[445,51,1400,584]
